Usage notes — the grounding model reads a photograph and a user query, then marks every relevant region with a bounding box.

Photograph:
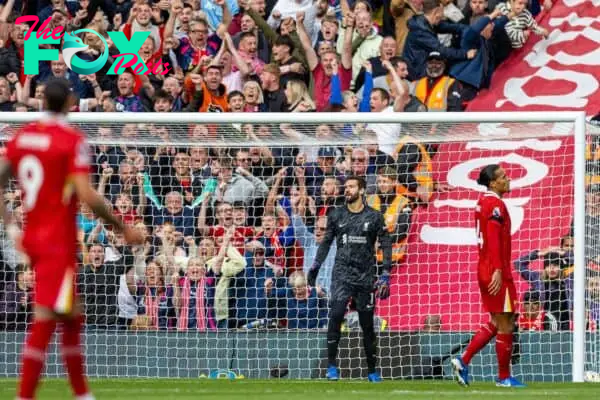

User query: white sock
[75,394,95,400]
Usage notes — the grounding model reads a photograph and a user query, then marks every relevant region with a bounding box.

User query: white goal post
[0,111,590,382]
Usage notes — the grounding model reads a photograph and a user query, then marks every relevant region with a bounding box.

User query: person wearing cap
[403,0,476,81]
[260,63,288,112]
[414,51,465,112]
[517,291,558,331]
[513,247,573,330]
[304,147,342,197]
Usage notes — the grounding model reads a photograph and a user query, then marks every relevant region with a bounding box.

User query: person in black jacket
[403,0,476,80]
[308,175,392,382]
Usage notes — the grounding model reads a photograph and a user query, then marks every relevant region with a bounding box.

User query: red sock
[496,333,513,380]
[18,319,57,399]
[61,315,90,397]
[462,321,497,365]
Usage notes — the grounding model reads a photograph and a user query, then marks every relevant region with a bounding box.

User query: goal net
[0,112,594,382]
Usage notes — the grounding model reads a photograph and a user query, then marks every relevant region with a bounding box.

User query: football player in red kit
[451,164,526,388]
[0,78,144,400]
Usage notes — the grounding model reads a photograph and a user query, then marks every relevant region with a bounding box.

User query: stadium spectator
[135,260,177,330]
[449,8,508,97]
[151,191,197,238]
[213,157,269,205]
[78,243,132,329]
[461,0,489,25]
[390,0,422,54]
[117,265,139,329]
[403,0,475,81]
[296,10,352,111]
[348,147,377,194]
[0,201,23,270]
[0,264,33,331]
[353,37,399,93]
[291,196,336,290]
[496,0,548,49]
[517,291,558,332]
[513,248,573,330]
[414,52,465,112]
[393,135,436,204]
[260,63,288,112]
[366,166,412,266]
[173,256,215,331]
[199,198,254,254]
[237,240,286,327]
[265,271,328,329]
[202,230,245,329]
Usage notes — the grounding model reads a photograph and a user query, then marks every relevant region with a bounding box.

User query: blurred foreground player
[0,78,144,400]
[308,176,392,382]
[451,164,525,388]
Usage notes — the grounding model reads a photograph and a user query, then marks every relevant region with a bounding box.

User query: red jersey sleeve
[68,135,91,176]
[484,201,507,270]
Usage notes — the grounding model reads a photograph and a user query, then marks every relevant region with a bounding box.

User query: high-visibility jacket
[366,193,411,262]
[394,136,434,202]
[586,143,600,185]
[415,76,455,112]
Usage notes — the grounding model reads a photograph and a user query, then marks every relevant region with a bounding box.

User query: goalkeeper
[308,175,392,382]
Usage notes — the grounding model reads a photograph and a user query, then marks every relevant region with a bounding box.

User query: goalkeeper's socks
[18,319,57,399]
[61,315,90,397]
[462,321,498,365]
[496,333,513,380]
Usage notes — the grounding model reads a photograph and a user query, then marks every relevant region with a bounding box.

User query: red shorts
[31,254,78,314]
[478,279,517,314]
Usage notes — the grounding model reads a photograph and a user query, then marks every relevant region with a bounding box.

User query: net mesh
[0,116,597,382]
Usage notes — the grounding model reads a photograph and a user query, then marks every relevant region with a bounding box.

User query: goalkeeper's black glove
[375,271,390,300]
[307,261,321,287]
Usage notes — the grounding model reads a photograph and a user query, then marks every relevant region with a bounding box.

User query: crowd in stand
[0,0,598,333]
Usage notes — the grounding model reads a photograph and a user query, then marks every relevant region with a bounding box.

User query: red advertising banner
[467,0,600,113]
[381,134,574,331]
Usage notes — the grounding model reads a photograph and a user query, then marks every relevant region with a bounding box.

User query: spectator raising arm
[197,192,212,237]
[221,32,252,77]
[236,166,269,200]
[382,60,407,112]
[295,12,318,71]
[266,167,287,216]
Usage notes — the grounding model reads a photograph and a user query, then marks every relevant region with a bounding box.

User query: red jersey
[208,225,254,254]
[475,192,512,282]
[5,116,90,260]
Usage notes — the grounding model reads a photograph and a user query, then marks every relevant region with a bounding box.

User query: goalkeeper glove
[307,261,321,287]
[375,271,390,300]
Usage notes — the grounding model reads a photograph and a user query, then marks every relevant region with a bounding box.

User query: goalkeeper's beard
[345,192,360,204]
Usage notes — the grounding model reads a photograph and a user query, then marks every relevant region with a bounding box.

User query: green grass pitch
[0,379,598,400]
